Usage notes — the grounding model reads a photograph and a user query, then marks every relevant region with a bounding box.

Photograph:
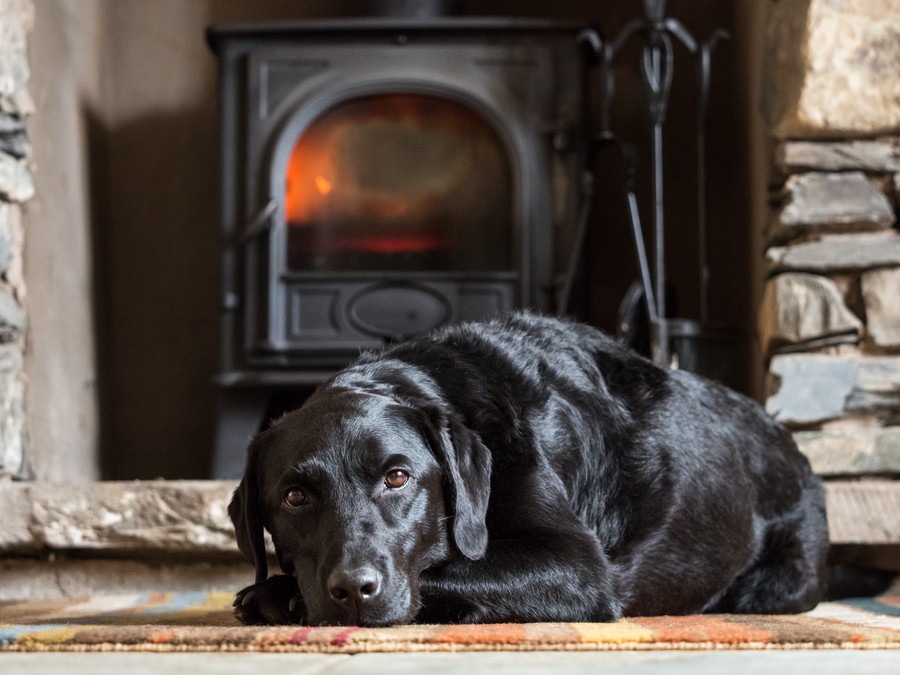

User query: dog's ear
[228,435,269,585]
[416,405,492,560]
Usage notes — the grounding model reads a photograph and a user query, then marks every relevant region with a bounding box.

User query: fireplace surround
[207,17,595,477]
[2,1,898,600]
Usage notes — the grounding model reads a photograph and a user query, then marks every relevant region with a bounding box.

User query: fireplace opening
[284,93,513,273]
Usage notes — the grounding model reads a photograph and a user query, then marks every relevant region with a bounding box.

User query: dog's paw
[233,575,306,625]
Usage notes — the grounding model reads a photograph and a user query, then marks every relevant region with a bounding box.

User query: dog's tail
[825,564,897,601]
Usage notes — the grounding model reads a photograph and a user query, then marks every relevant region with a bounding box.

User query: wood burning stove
[207,17,595,477]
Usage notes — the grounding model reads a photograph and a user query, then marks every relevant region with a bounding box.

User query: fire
[315,175,333,195]
[283,93,482,226]
[283,92,511,268]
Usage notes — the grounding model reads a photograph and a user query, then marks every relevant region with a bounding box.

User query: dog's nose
[327,567,383,607]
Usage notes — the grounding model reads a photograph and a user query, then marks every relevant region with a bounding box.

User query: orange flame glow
[315,176,332,195]
[283,94,497,229]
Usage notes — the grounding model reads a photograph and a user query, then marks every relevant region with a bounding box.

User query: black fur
[229,312,828,626]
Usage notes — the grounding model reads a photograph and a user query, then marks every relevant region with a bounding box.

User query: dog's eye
[384,469,409,490]
[284,488,309,508]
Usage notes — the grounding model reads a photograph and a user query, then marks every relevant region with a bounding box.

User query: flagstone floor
[3,650,900,675]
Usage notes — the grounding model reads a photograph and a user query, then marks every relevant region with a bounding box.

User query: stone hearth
[0,479,896,600]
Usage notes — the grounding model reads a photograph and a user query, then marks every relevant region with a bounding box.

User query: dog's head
[228,387,491,626]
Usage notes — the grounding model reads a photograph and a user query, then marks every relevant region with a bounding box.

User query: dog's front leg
[233,574,306,625]
[416,534,621,624]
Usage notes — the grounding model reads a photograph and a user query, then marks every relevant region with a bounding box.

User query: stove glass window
[284,93,513,272]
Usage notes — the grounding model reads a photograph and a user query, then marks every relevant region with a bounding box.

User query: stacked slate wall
[760,0,900,483]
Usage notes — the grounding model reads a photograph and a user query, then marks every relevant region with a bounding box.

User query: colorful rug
[2,587,899,653]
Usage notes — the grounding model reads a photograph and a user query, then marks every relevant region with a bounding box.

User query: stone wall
[0,0,33,479]
[760,0,900,495]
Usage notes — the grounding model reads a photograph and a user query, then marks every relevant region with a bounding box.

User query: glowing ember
[335,235,445,254]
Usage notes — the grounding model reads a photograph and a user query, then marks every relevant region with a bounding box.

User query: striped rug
[1,587,899,652]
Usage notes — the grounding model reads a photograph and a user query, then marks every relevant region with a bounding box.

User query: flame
[315,175,332,195]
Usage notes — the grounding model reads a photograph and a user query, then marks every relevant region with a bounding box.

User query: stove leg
[212,388,271,479]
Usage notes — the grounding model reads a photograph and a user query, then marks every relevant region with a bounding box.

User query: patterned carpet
[1,587,899,653]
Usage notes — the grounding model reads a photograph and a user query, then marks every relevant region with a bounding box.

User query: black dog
[229,312,828,626]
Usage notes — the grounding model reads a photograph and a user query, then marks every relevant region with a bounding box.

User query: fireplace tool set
[561,0,734,376]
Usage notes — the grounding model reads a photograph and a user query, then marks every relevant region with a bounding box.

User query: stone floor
[3,650,900,675]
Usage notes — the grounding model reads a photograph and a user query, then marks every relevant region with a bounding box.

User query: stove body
[208,18,593,476]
